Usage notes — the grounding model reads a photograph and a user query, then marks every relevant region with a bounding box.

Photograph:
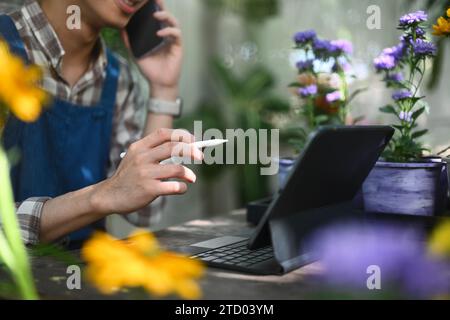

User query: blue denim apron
[0,15,120,246]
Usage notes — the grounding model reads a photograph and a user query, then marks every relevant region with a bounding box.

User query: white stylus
[119,139,228,163]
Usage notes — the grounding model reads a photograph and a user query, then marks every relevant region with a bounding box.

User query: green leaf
[412,107,425,121]
[315,115,329,125]
[288,82,302,88]
[412,129,428,139]
[379,105,397,115]
[347,88,368,105]
[261,97,291,113]
[212,59,240,96]
[352,116,365,125]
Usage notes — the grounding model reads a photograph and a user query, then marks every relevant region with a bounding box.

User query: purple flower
[412,39,437,57]
[399,10,428,27]
[415,27,426,38]
[298,84,318,98]
[392,90,413,101]
[294,30,317,44]
[383,43,407,62]
[305,222,450,298]
[330,39,353,55]
[385,72,404,83]
[399,111,413,122]
[374,54,396,71]
[325,91,343,103]
[296,60,314,72]
[313,39,337,54]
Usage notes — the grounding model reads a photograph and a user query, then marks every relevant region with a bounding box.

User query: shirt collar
[21,0,108,74]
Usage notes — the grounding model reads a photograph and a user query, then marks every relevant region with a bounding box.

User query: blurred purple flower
[399,11,428,27]
[374,54,396,71]
[313,39,337,54]
[412,39,437,57]
[392,90,413,101]
[383,43,407,62]
[415,27,426,38]
[294,30,317,44]
[330,39,353,55]
[298,84,318,98]
[326,91,342,103]
[306,222,450,298]
[296,60,314,72]
[399,111,413,122]
[385,72,404,83]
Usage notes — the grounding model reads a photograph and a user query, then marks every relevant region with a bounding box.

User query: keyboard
[192,241,274,268]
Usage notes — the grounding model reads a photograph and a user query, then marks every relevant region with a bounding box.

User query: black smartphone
[126,1,164,59]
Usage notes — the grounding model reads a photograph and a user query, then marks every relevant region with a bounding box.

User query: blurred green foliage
[204,0,279,23]
[178,0,286,204]
[101,28,128,58]
[178,59,290,203]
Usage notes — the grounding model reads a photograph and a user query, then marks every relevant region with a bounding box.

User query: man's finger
[149,142,203,163]
[153,164,197,183]
[139,128,195,149]
[154,11,179,28]
[157,27,182,45]
[155,0,166,11]
[156,181,188,195]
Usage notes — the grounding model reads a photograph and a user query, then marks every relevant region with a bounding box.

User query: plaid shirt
[4,0,165,244]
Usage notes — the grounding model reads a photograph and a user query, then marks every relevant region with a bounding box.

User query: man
[0,0,203,246]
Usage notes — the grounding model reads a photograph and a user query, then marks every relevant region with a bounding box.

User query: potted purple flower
[362,11,448,217]
[279,31,364,187]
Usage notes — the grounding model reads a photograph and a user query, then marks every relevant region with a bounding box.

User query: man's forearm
[39,184,105,243]
[144,113,174,136]
[144,85,177,135]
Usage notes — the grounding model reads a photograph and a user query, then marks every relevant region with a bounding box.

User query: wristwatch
[148,97,183,118]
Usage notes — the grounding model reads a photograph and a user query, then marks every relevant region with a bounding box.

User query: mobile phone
[126,1,165,59]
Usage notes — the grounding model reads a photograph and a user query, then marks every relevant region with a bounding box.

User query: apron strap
[0,15,29,62]
[99,49,120,110]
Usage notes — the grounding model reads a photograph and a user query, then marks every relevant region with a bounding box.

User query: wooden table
[31,211,323,300]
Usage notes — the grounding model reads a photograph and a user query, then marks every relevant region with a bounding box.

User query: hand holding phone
[125,0,165,59]
[123,0,183,100]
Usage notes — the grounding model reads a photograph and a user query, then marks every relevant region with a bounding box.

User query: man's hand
[122,0,183,101]
[91,129,202,215]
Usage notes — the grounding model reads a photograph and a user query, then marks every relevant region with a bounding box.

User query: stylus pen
[119,139,228,163]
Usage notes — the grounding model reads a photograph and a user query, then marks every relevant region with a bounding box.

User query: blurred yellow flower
[433,8,450,37]
[433,17,450,36]
[81,230,205,299]
[429,220,450,258]
[0,40,48,123]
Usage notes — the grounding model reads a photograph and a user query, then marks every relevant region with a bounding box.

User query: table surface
[31,211,323,300]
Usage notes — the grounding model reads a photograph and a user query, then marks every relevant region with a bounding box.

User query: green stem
[0,147,38,300]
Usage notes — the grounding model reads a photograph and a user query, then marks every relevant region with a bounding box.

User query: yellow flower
[447,8,450,18]
[81,230,205,299]
[0,40,48,123]
[433,16,450,36]
[429,220,450,258]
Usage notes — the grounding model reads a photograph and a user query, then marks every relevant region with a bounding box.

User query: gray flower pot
[362,160,449,217]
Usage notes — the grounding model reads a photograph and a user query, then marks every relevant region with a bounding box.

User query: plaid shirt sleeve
[13,198,49,245]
